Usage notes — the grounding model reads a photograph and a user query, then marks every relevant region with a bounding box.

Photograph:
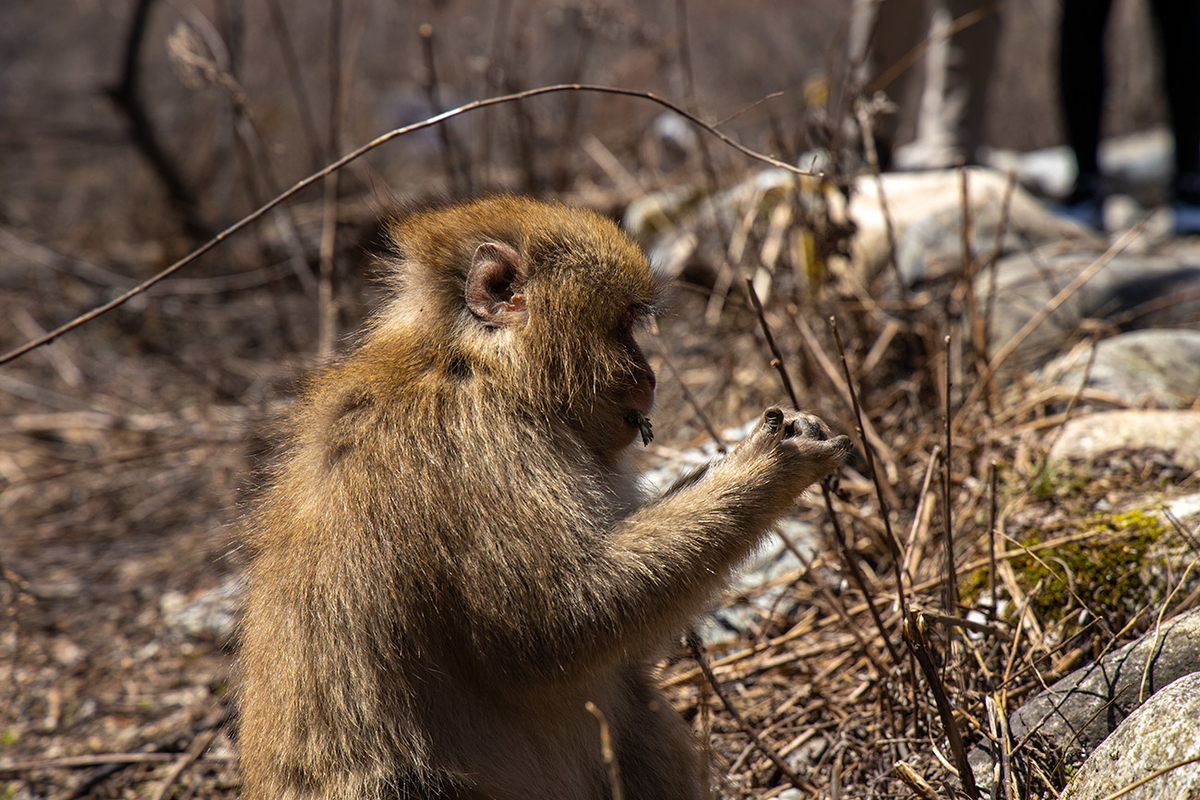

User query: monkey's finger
[779,411,832,441]
[826,434,852,455]
[761,407,785,435]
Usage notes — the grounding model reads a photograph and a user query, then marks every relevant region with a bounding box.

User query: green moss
[0,729,16,747]
[963,509,1169,631]
[1027,463,1094,501]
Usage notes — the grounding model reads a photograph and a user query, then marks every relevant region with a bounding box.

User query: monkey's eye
[621,303,656,335]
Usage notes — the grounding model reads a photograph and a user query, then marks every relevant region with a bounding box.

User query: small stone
[1060,672,1200,800]
[1047,409,1200,472]
[51,637,85,668]
[1037,329,1200,409]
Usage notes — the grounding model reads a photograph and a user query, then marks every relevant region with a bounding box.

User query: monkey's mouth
[624,409,654,446]
[619,362,656,446]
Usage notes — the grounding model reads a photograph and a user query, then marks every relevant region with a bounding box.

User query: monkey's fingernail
[802,418,826,440]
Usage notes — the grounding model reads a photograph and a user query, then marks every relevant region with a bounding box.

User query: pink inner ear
[466,241,526,322]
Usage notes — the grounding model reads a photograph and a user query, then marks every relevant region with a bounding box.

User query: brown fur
[238,195,850,800]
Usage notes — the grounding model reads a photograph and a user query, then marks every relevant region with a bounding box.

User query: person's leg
[891,0,1000,169]
[1056,0,1114,227]
[1147,0,1200,232]
[945,0,1000,165]
[857,0,927,167]
[1149,0,1200,176]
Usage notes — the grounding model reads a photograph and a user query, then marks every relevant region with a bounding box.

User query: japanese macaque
[238,195,850,800]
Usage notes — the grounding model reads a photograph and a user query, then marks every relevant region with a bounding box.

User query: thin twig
[149,727,221,800]
[551,12,595,192]
[941,335,958,615]
[828,317,907,611]
[791,313,901,492]
[745,278,800,408]
[979,169,1018,408]
[821,482,903,667]
[419,23,472,194]
[744,278,895,676]
[713,91,785,128]
[651,343,726,452]
[584,701,625,800]
[264,0,325,170]
[675,0,738,326]
[1140,556,1199,703]
[0,83,818,366]
[108,0,207,238]
[911,607,1011,642]
[903,609,980,799]
[854,98,906,297]
[893,761,943,800]
[167,14,316,290]
[992,694,1016,800]
[866,4,998,96]
[316,0,342,358]
[988,462,998,616]
[958,167,988,394]
[901,445,942,581]
[687,631,814,796]
[1042,680,1134,772]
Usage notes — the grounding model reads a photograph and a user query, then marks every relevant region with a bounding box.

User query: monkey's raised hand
[604,407,849,651]
[719,407,851,514]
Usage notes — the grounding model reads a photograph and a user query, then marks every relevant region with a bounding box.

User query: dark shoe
[1052,174,1106,231]
[1171,173,1200,235]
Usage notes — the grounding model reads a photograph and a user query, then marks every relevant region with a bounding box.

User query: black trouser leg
[1148,0,1200,189]
[1059,0,1114,182]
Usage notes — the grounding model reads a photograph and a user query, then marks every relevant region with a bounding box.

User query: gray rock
[1046,410,1200,472]
[160,576,244,642]
[1010,607,1200,756]
[699,517,820,647]
[978,251,1200,371]
[895,201,1098,291]
[850,167,1098,283]
[970,608,1200,792]
[1037,329,1200,409]
[1060,672,1200,800]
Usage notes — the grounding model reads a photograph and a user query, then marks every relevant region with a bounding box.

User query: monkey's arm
[458,410,849,683]
[656,461,711,498]
[603,414,846,648]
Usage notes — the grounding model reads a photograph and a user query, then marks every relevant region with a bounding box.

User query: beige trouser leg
[856,0,1000,168]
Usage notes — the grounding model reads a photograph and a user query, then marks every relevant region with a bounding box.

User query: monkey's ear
[466,242,528,323]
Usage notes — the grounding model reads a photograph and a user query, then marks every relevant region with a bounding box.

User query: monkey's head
[373,195,661,458]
